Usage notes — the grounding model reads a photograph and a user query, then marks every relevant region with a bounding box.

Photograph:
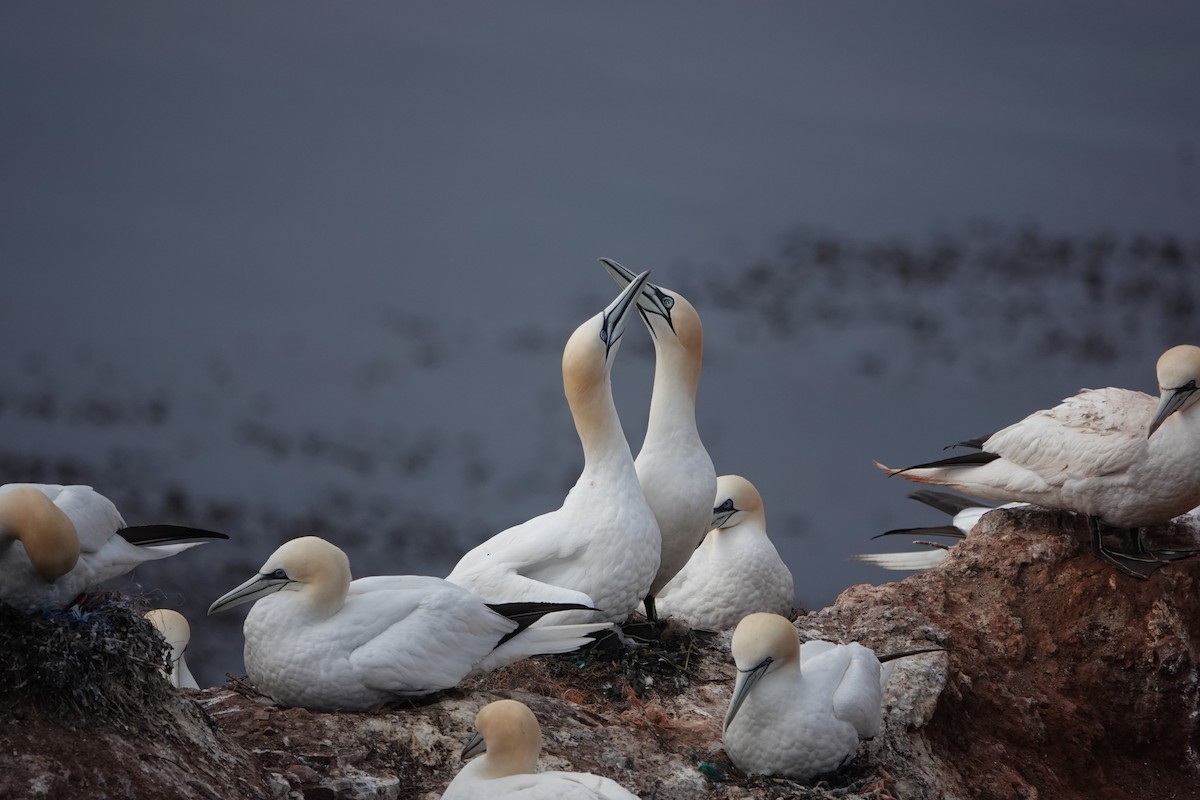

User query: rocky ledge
[4,508,1200,800]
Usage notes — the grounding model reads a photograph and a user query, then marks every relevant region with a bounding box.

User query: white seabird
[144,608,200,689]
[851,491,1026,572]
[447,272,661,625]
[876,344,1200,577]
[722,612,887,781]
[442,698,640,800]
[208,536,609,711]
[653,475,794,630]
[0,483,228,613]
[600,258,717,622]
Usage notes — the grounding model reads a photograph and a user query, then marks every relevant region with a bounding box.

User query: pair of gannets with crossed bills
[145,608,200,689]
[723,613,941,781]
[442,699,639,799]
[447,272,661,625]
[209,536,608,711]
[600,259,717,622]
[653,475,793,630]
[852,491,1026,572]
[0,483,227,613]
[876,345,1200,577]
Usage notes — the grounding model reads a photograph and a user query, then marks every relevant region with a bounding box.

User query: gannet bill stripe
[442,699,640,799]
[208,536,610,711]
[447,272,662,625]
[600,258,717,623]
[0,483,229,613]
[653,475,793,630]
[875,345,1200,577]
[722,613,887,781]
[144,608,200,689]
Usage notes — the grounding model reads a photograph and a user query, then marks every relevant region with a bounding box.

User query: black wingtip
[907,490,986,517]
[119,524,230,546]
[896,451,1001,474]
[485,601,596,646]
[870,525,966,541]
[878,646,947,663]
[943,435,992,451]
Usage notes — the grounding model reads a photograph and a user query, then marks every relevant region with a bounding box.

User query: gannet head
[207,535,351,616]
[0,486,80,582]
[562,269,651,396]
[1148,344,1200,438]
[710,475,764,531]
[145,608,191,682]
[599,257,677,334]
[460,699,541,778]
[599,257,703,358]
[725,612,799,731]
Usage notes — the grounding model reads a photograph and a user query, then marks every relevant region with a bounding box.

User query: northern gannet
[0,483,228,613]
[876,345,1200,578]
[600,258,716,622]
[208,536,609,711]
[447,273,661,625]
[653,475,793,630]
[851,491,1025,572]
[442,699,640,800]
[144,608,200,689]
[722,613,886,781]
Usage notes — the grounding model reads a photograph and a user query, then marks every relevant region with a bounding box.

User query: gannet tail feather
[119,525,230,546]
[870,524,965,541]
[486,601,595,646]
[850,549,949,570]
[907,490,983,517]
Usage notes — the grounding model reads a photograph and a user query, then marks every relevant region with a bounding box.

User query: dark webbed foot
[1088,517,1166,579]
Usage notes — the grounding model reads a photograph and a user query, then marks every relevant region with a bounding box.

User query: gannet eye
[659,293,674,309]
[599,328,609,343]
[270,568,288,580]
[716,499,735,513]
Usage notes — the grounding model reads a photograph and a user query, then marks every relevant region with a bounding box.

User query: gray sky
[2,3,1198,682]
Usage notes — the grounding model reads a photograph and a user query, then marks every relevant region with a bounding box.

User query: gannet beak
[599,257,676,335]
[724,657,772,732]
[710,499,738,530]
[598,269,651,361]
[1147,381,1197,438]
[460,730,487,761]
[208,572,293,615]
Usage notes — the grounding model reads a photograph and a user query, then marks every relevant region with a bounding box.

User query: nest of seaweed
[0,593,173,726]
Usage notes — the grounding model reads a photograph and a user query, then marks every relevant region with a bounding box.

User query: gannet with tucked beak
[876,345,1200,578]
[447,272,661,625]
[442,699,640,799]
[209,536,608,711]
[653,475,793,630]
[600,258,716,623]
[144,608,200,689]
[0,483,228,613]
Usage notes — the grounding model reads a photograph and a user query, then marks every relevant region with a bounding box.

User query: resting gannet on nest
[209,536,607,711]
[599,258,716,623]
[0,483,228,613]
[876,345,1200,578]
[144,608,200,689]
[447,272,661,625]
[653,475,793,630]
[442,699,639,799]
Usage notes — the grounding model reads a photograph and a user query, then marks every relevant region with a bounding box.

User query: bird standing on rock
[875,345,1200,578]
[447,272,661,625]
[599,258,716,623]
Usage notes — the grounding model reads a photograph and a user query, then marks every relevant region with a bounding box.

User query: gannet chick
[0,483,229,613]
[723,613,885,780]
[600,258,716,622]
[447,273,661,625]
[852,491,1027,572]
[876,345,1200,578]
[653,475,793,630]
[443,699,640,800]
[144,608,200,689]
[209,536,609,711]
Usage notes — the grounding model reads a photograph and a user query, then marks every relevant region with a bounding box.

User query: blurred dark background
[2,3,1197,685]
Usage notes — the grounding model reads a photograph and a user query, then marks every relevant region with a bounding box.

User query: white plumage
[600,259,717,621]
[0,483,226,613]
[447,273,661,624]
[442,699,640,800]
[723,613,885,780]
[654,475,793,630]
[208,536,607,711]
[144,608,200,689]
